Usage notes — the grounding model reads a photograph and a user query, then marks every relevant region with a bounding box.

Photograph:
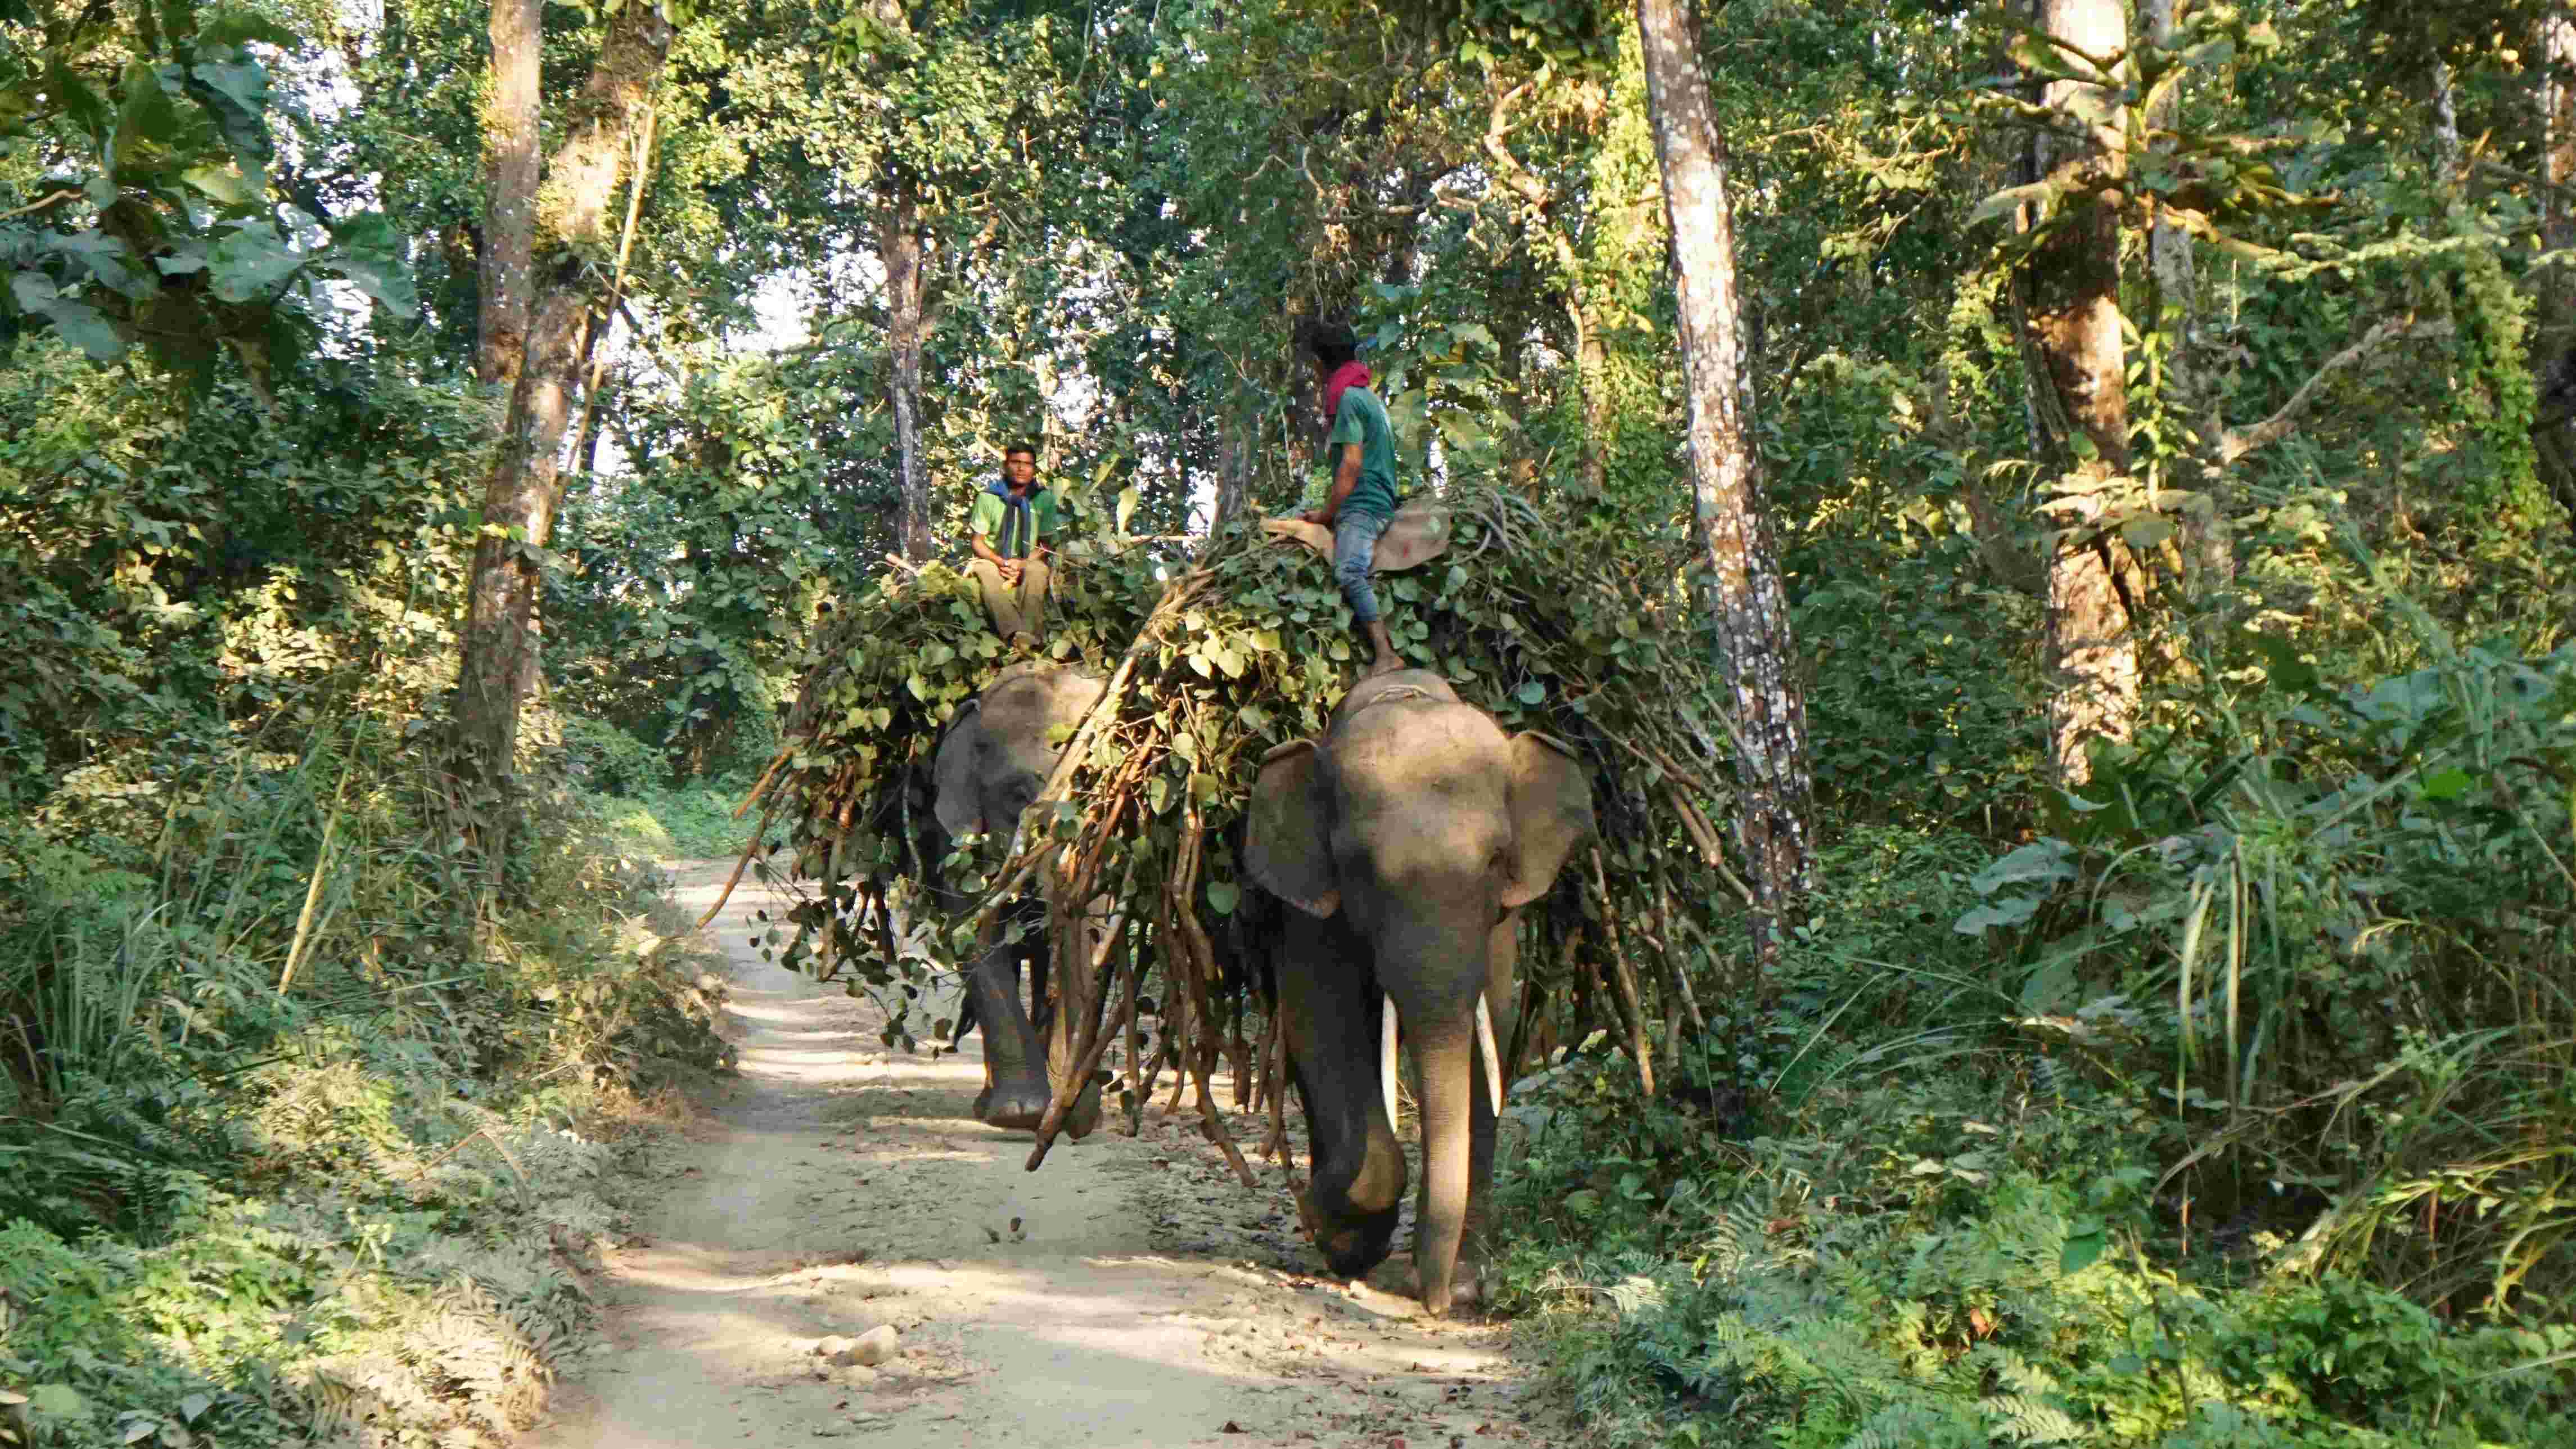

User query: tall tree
[1633,0,1815,964]
[860,0,937,563]
[479,0,542,387]
[2016,0,2144,784]
[2140,0,2223,583]
[882,183,934,563]
[456,4,677,806]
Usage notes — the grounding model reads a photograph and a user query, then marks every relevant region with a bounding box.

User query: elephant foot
[976,1078,1056,1132]
[1375,1253,1487,1317]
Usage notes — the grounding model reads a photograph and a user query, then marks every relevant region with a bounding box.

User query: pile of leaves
[754,480,1759,1172]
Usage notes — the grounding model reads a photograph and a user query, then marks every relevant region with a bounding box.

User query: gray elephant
[1244,669,1594,1314]
[931,661,1107,1139]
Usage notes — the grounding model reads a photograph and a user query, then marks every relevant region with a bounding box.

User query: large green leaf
[196,8,301,48]
[56,232,151,299]
[206,227,304,302]
[186,53,276,167]
[182,162,264,207]
[112,59,193,164]
[316,213,419,317]
[8,271,126,359]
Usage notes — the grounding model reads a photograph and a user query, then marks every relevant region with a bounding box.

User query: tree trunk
[569,312,606,469]
[2019,0,2144,786]
[1482,84,1610,499]
[1212,396,1252,529]
[2142,0,2225,585]
[1634,0,1816,969]
[883,184,933,563]
[456,4,675,799]
[478,0,541,389]
[2434,56,2464,189]
[2528,13,2576,529]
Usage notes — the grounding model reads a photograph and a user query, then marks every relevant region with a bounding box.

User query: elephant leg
[1277,909,1405,1279]
[1447,914,1521,1307]
[964,924,1053,1131]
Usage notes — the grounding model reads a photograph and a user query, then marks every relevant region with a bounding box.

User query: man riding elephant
[965,444,1057,648]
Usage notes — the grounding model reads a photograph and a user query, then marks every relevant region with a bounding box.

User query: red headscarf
[1322,360,1372,422]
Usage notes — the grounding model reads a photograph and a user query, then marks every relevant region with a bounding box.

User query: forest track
[527,859,1559,1449]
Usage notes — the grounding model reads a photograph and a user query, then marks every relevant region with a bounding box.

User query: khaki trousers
[968,556,1053,639]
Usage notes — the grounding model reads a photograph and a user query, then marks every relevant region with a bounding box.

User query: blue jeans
[1333,510,1393,625]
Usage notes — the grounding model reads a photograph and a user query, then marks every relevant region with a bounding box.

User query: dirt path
[531,860,1558,1449]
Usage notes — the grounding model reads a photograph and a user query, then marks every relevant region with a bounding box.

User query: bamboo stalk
[276,803,343,995]
[733,743,795,819]
[1261,1000,1290,1166]
[1121,920,1151,1136]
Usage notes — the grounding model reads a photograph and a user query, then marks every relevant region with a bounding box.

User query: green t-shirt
[967,482,1058,559]
[1325,387,1401,521]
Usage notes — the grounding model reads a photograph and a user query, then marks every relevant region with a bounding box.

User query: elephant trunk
[1406,1010,1477,1316]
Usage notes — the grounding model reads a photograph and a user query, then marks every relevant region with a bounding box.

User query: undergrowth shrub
[1,719,734,1447]
[582,773,774,861]
[1955,589,2576,1312]
[1490,827,2576,1447]
[1496,1028,2576,1448]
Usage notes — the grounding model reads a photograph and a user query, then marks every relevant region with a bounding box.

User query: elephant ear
[932,700,984,839]
[1246,740,1339,917]
[1501,732,1594,908]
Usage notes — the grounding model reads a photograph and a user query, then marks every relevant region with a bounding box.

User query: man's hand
[998,558,1023,585]
[1300,508,1334,528]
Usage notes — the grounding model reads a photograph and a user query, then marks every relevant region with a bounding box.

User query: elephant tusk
[1381,999,1400,1132]
[1476,992,1505,1112]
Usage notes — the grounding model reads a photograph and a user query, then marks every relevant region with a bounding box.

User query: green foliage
[1,720,732,1446]
[0,319,724,1446]
[1795,548,2049,828]
[1949,586,2576,1312]
[0,0,414,385]
[1491,828,2576,1447]
[586,773,779,860]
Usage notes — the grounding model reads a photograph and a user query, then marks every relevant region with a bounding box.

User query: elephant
[1244,668,1594,1314]
[931,661,1108,1139]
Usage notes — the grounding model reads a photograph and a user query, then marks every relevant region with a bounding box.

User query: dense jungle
[6,0,2576,1444]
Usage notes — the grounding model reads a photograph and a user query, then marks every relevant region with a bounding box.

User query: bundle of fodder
[747,482,1754,1176]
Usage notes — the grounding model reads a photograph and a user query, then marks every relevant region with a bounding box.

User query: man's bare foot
[1364,621,1400,675]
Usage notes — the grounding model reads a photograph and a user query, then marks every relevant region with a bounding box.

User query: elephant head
[932,662,1107,1135]
[1245,669,1593,1313]
[934,662,1106,847]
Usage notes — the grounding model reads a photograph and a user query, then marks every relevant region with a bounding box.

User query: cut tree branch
[0,189,79,222]
[2218,317,2455,466]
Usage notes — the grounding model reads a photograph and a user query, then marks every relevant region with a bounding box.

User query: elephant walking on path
[932,661,1107,1139]
[1245,669,1595,1314]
